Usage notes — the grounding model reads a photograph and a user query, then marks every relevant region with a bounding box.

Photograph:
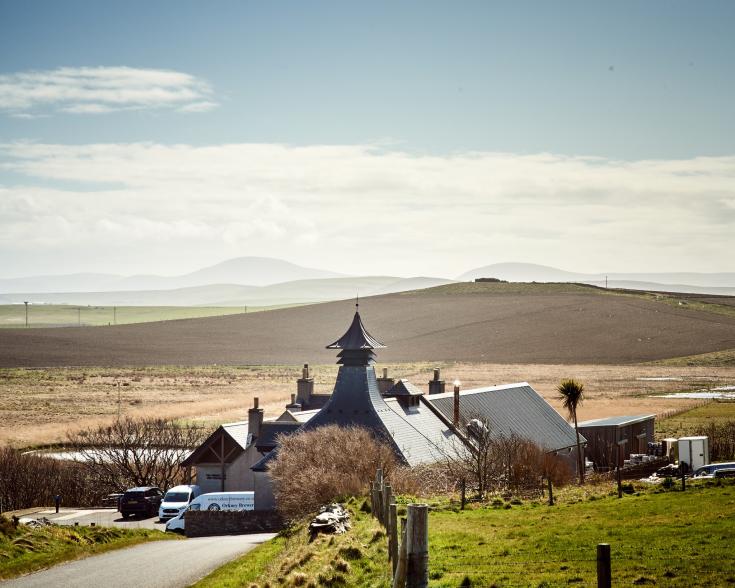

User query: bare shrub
[442,418,572,499]
[66,417,209,491]
[0,447,106,511]
[389,462,456,496]
[694,420,735,462]
[269,425,397,521]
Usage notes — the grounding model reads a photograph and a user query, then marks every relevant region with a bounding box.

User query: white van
[164,491,254,533]
[158,484,202,521]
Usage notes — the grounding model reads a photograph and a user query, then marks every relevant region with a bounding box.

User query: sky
[1,0,734,279]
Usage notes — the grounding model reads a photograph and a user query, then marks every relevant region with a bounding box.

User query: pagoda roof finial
[326,308,385,351]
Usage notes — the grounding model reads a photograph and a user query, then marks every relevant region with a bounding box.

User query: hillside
[459,262,735,294]
[1,283,735,367]
[0,276,453,307]
[0,256,343,293]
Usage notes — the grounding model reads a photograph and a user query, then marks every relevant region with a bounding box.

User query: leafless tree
[66,417,209,491]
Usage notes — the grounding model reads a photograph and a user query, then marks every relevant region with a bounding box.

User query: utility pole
[77,307,81,326]
[113,306,117,325]
[24,301,29,327]
[117,381,122,421]
[605,275,608,289]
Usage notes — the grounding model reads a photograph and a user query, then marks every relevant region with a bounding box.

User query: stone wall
[185,510,283,537]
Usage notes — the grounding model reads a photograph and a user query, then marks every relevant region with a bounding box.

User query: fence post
[617,445,623,499]
[389,503,398,574]
[392,517,408,588]
[597,543,611,588]
[547,478,554,506]
[384,483,392,526]
[406,504,429,588]
[681,465,686,492]
[370,481,376,518]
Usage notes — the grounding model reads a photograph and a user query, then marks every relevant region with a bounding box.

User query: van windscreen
[164,492,190,502]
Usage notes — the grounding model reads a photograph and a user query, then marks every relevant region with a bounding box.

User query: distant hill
[0,257,344,293]
[458,263,735,294]
[0,276,454,307]
[3,282,735,367]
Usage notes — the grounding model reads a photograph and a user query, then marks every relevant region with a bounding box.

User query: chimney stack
[296,363,314,408]
[453,380,461,427]
[377,366,395,395]
[428,367,446,395]
[286,392,302,412]
[248,396,264,438]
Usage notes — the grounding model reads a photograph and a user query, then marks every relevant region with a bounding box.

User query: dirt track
[1,285,734,367]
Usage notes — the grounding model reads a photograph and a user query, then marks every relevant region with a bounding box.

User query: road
[2,532,276,588]
[16,508,167,530]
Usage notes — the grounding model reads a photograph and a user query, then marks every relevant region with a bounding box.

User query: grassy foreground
[198,481,735,587]
[0,521,177,580]
[195,498,390,588]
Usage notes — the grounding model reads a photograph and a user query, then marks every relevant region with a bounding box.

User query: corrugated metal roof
[383,398,456,466]
[578,414,655,428]
[425,382,582,452]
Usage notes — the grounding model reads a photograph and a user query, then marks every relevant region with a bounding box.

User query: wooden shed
[577,414,655,471]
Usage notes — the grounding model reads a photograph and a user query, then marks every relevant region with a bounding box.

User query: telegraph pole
[113,306,117,325]
[24,301,29,327]
[77,307,81,326]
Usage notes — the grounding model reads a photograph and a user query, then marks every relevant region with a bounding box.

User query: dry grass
[2,362,734,447]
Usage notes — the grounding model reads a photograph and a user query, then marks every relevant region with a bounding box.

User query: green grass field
[0,521,176,580]
[0,304,302,328]
[656,400,735,438]
[196,480,735,587]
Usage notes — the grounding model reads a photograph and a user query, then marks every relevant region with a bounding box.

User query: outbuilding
[577,414,655,470]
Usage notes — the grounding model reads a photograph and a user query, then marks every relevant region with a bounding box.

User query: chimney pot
[383,367,388,379]
[453,384,460,427]
[290,393,296,403]
[253,397,259,409]
[433,368,440,381]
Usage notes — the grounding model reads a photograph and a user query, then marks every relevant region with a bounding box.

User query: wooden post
[617,445,623,499]
[597,543,611,588]
[384,484,392,527]
[371,482,378,518]
[406,504,429,588]
[392,517,408,588]
[389,503,398,574]
[547,478,554,506]
[460,479,466,510]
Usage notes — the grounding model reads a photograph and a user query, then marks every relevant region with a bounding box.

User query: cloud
[0,67,218,116]
[0,142,733,276]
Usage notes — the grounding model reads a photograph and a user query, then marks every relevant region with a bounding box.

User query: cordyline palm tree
[557,379,585,484]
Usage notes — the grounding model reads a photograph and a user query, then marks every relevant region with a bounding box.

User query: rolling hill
[2,282,734,368]
[0,276,454,307]
[459,262,735,293]
[0,256,344,293]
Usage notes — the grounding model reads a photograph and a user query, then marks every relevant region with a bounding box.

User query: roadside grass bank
[194,498,390,588]
[648,348,735,367]
[0,520,177,580]
[198,480,735,587]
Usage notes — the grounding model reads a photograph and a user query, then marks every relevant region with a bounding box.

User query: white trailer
[678,436,709,472]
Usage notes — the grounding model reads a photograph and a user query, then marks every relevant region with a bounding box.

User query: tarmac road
[2,532,276,588]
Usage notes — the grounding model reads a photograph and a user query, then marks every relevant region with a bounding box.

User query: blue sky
[1,1,734,278]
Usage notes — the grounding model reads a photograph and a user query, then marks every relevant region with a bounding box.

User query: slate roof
[181,421,249,467]
[327,310,385,350]
[222,421,250,450]
[578,415,655,428]
[254,421,302,453]
[425,382,582,452]
[385,379,424,397]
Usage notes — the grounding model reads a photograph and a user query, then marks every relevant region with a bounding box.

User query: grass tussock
[193,501,390,588]
[0,521,175,580]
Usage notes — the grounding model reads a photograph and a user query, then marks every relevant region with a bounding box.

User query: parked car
[158,484,202,521]
[693,462,735,478]
[714,468,735,479]
[119,486,163,518]
[165,491,254,533]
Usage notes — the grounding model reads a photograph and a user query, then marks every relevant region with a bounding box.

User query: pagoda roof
[326,309,386,350]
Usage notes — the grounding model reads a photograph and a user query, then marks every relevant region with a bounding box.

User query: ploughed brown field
[1,283,734,367]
